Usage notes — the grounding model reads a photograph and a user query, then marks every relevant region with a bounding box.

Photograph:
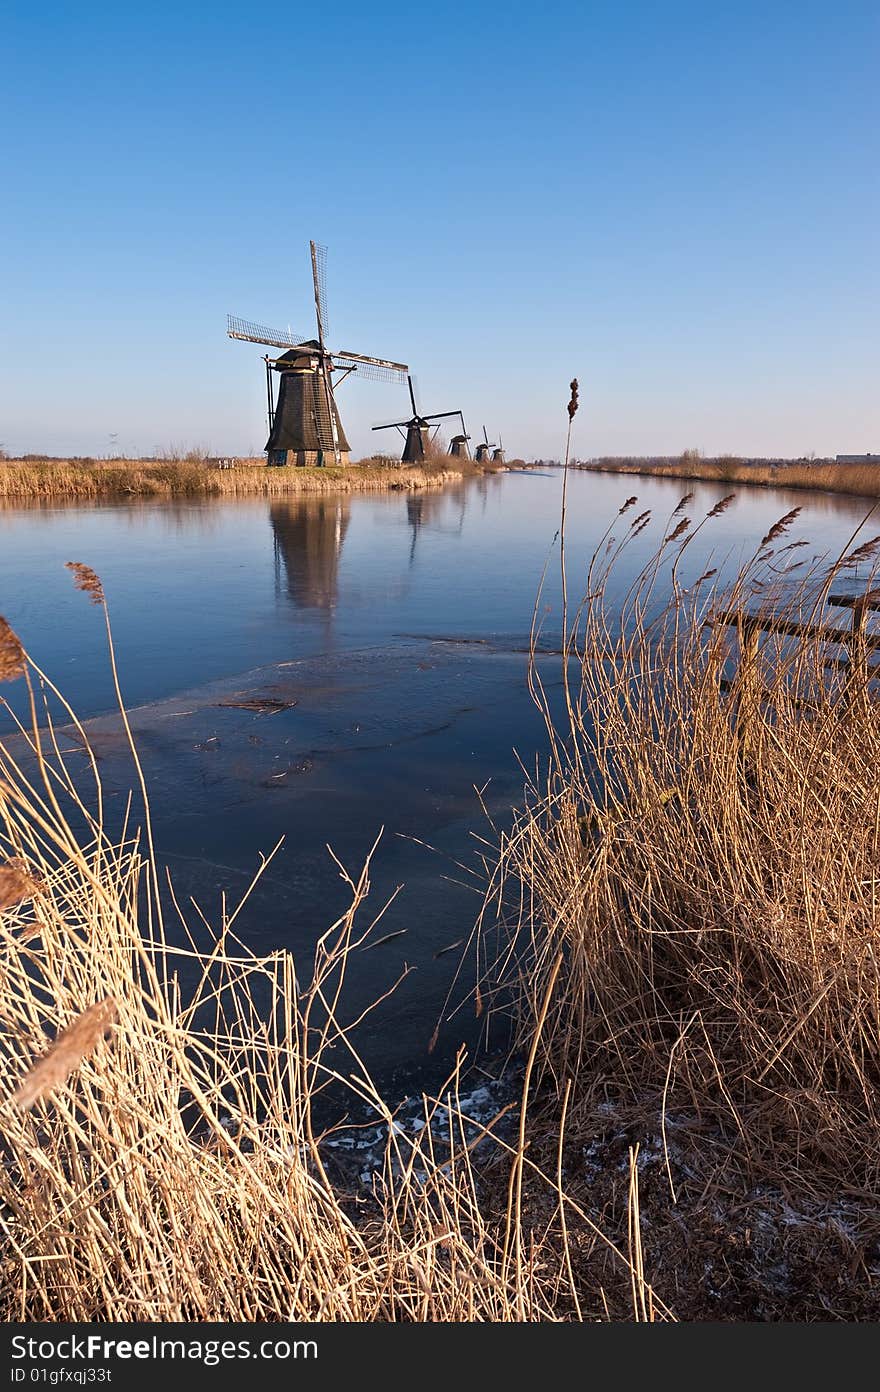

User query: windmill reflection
[269,498,350,611]
[405,482,470,567]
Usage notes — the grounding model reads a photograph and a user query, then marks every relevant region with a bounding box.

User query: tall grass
[586,455,880,500]
[0,595,659,1322]
[479,494,880,1316]
[0,457,484,503]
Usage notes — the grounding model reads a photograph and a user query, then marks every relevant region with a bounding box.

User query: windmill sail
[227,316,311,350]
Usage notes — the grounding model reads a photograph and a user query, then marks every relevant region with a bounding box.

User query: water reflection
[269,498,350,610]
[405,485,468,565]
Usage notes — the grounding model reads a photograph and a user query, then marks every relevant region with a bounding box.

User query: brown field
[0,454,507,502]
[582,454,880,499]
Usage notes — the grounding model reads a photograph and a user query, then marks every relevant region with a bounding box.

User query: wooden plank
[712,609,880,651]
[828,589,880,612]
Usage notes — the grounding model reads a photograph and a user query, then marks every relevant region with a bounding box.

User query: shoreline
[575,457,880,501]
[0,455,510,503]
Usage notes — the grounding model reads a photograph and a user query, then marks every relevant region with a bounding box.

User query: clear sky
[2,0,877,461]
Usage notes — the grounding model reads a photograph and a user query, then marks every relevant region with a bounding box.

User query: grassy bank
[0,455,500,502]
[481,499,880,1318]
[582,454,880,500]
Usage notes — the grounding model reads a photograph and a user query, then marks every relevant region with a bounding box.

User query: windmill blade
[333,351,409,385]
[227,315,311,351]
[310,240,328,347]
[423,410,466,422]
[372,419,412,432]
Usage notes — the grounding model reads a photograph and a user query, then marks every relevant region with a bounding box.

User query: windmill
[227,241,409,467]
[492,434,505,464]
[371,376,468,463]
[448,429,471,459]
[474,426,498,463]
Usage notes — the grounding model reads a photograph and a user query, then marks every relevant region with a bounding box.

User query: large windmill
[228,241,409,466]
[371,376,468,463]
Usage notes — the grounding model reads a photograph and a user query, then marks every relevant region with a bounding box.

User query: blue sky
[2,0,877,460]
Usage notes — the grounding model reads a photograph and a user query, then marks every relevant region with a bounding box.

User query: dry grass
[478,494,880,1317]
[0,456,498,502]
[585,455,880,499]
[0,601,658,1322]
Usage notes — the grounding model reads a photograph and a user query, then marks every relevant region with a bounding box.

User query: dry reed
[478,497,880,1317]
[0,457,497,503]
[585,456,880,501]
[0,607,657,1322]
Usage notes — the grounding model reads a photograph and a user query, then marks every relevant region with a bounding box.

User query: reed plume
[0,859,39,912]
[0,617,25,683]
[12,998,118,1110]
[706,492,736,518]
[760,507,801,548]
[65,562,105,606]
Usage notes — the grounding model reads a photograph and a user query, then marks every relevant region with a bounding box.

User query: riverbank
[580,455,880,500]
[0,454,506,502]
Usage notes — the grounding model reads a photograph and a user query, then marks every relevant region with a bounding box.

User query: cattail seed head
[567,379,579,420]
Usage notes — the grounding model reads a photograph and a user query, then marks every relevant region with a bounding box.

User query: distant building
[836,454,880,465]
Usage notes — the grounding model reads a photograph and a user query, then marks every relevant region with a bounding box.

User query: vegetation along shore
[0,453,514,502]
[581,451,880,500]
[3,492,880,1319]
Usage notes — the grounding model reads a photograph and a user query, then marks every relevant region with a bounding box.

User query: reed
[584,455,880,500]
[0,456,497,503]
[0,609,657,1322]
[479,493,880,1317]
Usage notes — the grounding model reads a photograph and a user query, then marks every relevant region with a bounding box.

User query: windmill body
[228,242,408,467]
[267,343,351,466]
[372,376,468,464]
[474,425,497,463]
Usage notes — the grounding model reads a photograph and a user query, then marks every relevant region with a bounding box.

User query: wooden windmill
[228,241,409,466]
[371,376,468,463]
[474,426,498,463]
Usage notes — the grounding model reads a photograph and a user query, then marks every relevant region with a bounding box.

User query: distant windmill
[492,434,505,464]
[371,376,468,463]
[227,241,409,466]
[474,426,498,463]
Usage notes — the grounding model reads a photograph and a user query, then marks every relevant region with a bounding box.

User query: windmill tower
[448,432,471,459]
[228,242,409,466]
[371,376,468,463]
[491,434,505,463]
[474,426,497,463]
